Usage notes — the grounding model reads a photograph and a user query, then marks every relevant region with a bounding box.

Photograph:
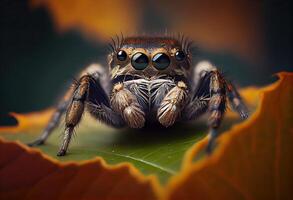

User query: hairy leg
[86,77,124,128]
[157,81,188,127]
[226,80,249,119]
[183,71,210,120]
[206,70,227,153]
[28,64,108,147]
[188,69,226,154]
[57,75,89,156]
[28,86,75,146]
[185,61,248,153]
[58,73,126,156]
[28,64,124,156]
[110,83,145,128]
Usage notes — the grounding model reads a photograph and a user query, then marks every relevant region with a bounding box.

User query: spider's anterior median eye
[131,52,149,70]
[175,50,185,61]
[117,50,127,61]
[152,53,170,70]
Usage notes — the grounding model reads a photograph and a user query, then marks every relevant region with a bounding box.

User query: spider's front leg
[58,72,125,156]
[30,75,93,156]
[110,83,145,128]
[29,64,124,156]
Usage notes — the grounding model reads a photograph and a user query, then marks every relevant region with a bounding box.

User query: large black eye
[117,50,127,61]
[175,50,185,61]
[131,52,149,70]
[152,53,170,70]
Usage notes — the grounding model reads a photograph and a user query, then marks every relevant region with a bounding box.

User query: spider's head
[108,36,193,79]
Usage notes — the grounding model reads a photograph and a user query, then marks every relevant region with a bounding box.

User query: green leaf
[0,114,207,183]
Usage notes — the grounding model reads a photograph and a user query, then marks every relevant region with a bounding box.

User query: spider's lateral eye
[117,50,127,61]
[175,50,185,61]
[131,52,149,70]
[152,53,170,70]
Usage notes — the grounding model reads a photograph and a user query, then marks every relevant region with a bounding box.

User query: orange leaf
[0,138,162,200]
[165,72,293,200]
[0,109,54,134]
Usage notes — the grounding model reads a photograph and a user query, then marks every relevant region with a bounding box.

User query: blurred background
[0,0,292,125]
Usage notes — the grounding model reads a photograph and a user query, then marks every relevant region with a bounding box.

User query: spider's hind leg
[226,80,249,119]
[28,85,75,147]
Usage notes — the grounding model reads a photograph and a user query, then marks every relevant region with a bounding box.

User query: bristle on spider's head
[108,32,194,54]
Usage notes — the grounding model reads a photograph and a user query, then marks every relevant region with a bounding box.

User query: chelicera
[29,35,248,156]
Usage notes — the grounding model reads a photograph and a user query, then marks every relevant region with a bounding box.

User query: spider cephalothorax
[29,35,248,156]
[108,36,192,79]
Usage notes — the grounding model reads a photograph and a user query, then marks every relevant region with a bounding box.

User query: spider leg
[183,69,226,153]
[206,70,227,154]
[28,64,124,156]
[226,80,249,119]
[183,71,210,120]
[185,61,243,154]
[28,64,106,147]
[86,77,125,128]
[28,84,75,146]
[57,72,125,156]
[57,75,90,156]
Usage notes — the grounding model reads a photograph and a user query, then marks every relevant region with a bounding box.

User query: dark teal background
[0,0,292,125]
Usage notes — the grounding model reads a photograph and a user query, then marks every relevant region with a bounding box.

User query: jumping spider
[29,35,248,156]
